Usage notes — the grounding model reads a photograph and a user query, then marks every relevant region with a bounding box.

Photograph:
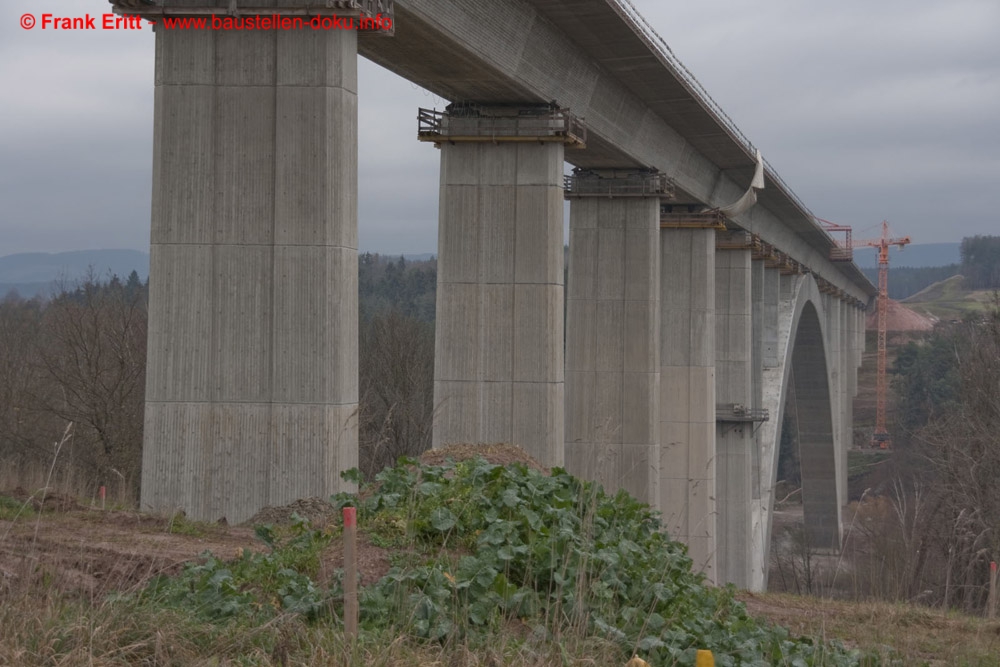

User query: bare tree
[33,277,147,498]
[0,294,56,472]
[358,310,434,478]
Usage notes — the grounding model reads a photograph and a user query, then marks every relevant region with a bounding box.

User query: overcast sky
[1,0,997,257]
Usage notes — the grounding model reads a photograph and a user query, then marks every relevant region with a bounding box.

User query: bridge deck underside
[358,0,874,298]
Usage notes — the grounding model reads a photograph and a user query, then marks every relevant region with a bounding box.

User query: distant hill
[1,249,437,301]
[0,250,150,299]
[903,275,996,321]
[853,243,960,269]
[860,264,961,300]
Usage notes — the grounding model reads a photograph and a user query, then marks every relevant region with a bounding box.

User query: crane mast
[819,218,911,449]
[865,221,911,448]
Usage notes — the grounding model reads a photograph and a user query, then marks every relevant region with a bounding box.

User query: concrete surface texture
[751,272,799,589]
[431,141,565,467]
[715,248,753,588]
[748,260,766,584]
[659,228,717,582]
[141,26,360,523]
[824,295,846,506]
[565,196,661,508]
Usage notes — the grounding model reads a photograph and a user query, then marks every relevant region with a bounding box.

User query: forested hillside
[858,234,1000,299]
[960,235,1000,289]
[0,255,439,503]
[861,265,960,300]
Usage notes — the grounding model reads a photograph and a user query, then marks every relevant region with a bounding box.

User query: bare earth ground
[0,444,543,601]
[0,491,400,605]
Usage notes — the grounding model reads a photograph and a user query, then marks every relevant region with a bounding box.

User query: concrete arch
[751,274,843,589]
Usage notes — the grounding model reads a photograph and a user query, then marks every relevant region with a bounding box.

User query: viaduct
[112,0,876,591]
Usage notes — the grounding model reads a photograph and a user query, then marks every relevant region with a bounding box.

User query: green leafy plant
[140,513,335,623]
[347,457,882,666]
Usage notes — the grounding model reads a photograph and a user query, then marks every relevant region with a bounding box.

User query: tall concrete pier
[419,105,583,467]
[714,235,753,588]
[659,224,719,580]
[565,171,667,508]
[141,12,360,522]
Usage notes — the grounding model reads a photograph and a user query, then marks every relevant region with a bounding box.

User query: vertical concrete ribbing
[762,268,780,370]
[143,27,359,523]
[839,301,852,452]
[753,268,793,591]
[565,198,660,506]
[825,295,845,507]
[750,260,765,501]
[433,142,564,467]
[715,248,752,588]
[748,260,765,587]
[660,228,716,581]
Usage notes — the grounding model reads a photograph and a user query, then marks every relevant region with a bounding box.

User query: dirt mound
[419,443,549,473]
[865,299,935,332]
[320,532,392,588]
[247,497,340,528]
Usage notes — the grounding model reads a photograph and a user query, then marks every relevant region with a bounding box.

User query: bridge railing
[607,0,839,247]
[358,0,394,18]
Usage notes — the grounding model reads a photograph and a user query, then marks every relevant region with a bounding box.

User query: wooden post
[942,546,953,613]
[343,507,358,637]
[988,561,998,620]
[99,485,106,511]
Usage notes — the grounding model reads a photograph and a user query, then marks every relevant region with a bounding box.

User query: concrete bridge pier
[659,225,718,582]
[751,265,785,589]
[824,294,846,508]
[141,15,361,523]
[564,171,666,507]
[847,302,865,446]
[714,234,754,588]
[421,105,583,467]
[840,300,854,450]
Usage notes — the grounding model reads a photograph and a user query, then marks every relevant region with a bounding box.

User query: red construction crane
[852,221,911,449]
[817,217,912,449]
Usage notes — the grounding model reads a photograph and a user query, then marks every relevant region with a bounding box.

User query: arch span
[751,274,843,589]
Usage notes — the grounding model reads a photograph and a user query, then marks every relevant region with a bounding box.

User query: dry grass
[740,592,1000,666]
[0,487,626,666]
[0,587,626,666]
[6,478,1000,665]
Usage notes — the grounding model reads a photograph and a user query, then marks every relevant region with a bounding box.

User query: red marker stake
[99,485,106,511]
[989,561,998,619]
[343,507,358,638]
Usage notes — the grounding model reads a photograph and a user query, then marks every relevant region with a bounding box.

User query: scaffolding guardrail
[717,404,770,423]
[564,170,675,198]
[418,107,586,146]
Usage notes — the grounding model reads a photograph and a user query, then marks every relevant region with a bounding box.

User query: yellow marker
[695,649,715,667]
